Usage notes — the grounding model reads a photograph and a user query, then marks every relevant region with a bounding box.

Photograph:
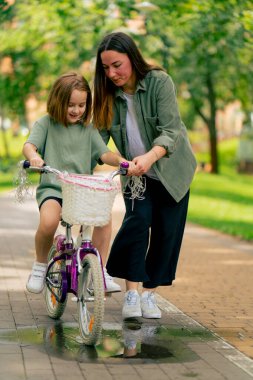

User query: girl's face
[67,89,87,124]
[101,50,136,93]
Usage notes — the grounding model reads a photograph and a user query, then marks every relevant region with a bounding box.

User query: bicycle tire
[78,253,104,345]
[45,244,68,319]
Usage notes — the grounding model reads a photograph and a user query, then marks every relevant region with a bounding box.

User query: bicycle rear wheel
[45,245,68,319]
[78,253,104,345]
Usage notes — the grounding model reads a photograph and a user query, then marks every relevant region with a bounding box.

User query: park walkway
[0,187,253,380]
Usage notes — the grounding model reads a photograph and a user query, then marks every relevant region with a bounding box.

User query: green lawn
[188,170,253,240]
[188,138,253,241]
[1,132,253,241]
[0,130,30,191]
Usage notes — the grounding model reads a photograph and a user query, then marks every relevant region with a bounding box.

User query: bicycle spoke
[78,254,104,345]
[45,245,68,319]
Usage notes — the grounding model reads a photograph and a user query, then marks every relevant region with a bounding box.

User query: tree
[0,0,15,157]
[172,0,253,173]
[116,0,253,173]
[0,0,117,125]
[144,0,253,173]
[1,0,253,173]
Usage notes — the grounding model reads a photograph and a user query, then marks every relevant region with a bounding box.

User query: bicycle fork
[76,225,105,286]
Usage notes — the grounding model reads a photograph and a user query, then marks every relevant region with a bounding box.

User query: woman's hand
[131,147,166,176]
[125,161,137,176]
[131,151,157,176]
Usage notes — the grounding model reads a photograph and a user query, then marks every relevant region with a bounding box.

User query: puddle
[0,320,214,363]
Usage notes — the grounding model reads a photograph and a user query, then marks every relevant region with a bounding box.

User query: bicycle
[21,160,128,345]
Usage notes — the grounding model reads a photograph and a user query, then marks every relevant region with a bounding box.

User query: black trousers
[106,176,190,288]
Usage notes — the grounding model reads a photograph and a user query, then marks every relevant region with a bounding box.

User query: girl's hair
[47,72,92,127]
[93,32,162,130]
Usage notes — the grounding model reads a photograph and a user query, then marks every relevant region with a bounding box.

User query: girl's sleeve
[26,119,48,156]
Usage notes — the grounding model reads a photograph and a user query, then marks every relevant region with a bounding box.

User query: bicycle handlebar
[22,161,61,175]
[22,160,129,177]
[22,160,32,169]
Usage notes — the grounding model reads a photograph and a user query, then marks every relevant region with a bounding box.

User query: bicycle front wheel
[78,253,104,345]
[45,245,68,319]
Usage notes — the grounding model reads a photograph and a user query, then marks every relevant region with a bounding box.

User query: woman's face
[101,50,136,93]
[67,89,87,124]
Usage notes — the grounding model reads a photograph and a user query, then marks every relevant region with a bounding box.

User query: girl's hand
[23,143,45,167]
[30,155,45,168]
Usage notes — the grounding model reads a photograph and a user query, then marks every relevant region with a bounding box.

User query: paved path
[0,189,253,380]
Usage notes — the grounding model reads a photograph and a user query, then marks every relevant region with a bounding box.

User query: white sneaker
[26,262,47,294]
[123,324,141,357]
[104,267,121,293]
[122,290,142,319]
[141,291,161,319]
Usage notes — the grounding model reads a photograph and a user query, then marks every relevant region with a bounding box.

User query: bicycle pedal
[104,292,112,298]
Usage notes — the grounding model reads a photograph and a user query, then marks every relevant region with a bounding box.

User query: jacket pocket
[144,115,159,142]
[144,115,158,127]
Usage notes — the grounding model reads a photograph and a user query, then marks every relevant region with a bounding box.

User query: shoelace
[126,291,138,306]
[144,293,156,308]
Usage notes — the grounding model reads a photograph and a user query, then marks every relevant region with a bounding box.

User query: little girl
[23,72,132,294]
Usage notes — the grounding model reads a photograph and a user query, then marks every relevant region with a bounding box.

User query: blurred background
[0,0,252,240]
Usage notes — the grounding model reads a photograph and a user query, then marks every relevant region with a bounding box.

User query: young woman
[93,32,197,319]
[23,72,133,294]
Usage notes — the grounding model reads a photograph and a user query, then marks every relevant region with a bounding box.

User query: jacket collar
[115,77,147,99]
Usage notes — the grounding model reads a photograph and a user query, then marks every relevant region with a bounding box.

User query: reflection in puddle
[0,320,214,363]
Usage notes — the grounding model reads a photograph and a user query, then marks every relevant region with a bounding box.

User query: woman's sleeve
[153,75,184,156]
[99,127,111,145]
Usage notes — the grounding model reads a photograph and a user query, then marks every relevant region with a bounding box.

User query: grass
[0,130,38,191]
[1,131,253,241]
[188,138,253,241]
[188,171,253,240]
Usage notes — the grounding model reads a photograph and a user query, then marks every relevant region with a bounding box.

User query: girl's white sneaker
[26,262,47,294]
[104,268,121,293]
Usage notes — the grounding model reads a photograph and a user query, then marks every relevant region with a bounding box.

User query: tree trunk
[209,130,218,174]
[192,72,219,174]
[206,72,218,174]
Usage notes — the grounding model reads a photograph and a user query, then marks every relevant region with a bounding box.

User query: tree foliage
[171,0,253,172]
[115,0,253,173]
[0,0,117,119]
[0,0,253,172]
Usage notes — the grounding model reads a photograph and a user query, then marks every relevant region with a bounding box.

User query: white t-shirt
[123,92,158,179]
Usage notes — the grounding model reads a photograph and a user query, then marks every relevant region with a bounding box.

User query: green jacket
[99,70,197,202]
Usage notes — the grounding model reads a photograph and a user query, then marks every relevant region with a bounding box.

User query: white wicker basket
[58,173,121,226]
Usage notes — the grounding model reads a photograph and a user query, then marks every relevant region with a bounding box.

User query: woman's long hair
[93,32,161,130]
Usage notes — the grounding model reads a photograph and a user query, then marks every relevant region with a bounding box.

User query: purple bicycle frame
[46,233,105,303]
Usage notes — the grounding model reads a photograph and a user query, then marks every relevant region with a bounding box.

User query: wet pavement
[1,188,253,380]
